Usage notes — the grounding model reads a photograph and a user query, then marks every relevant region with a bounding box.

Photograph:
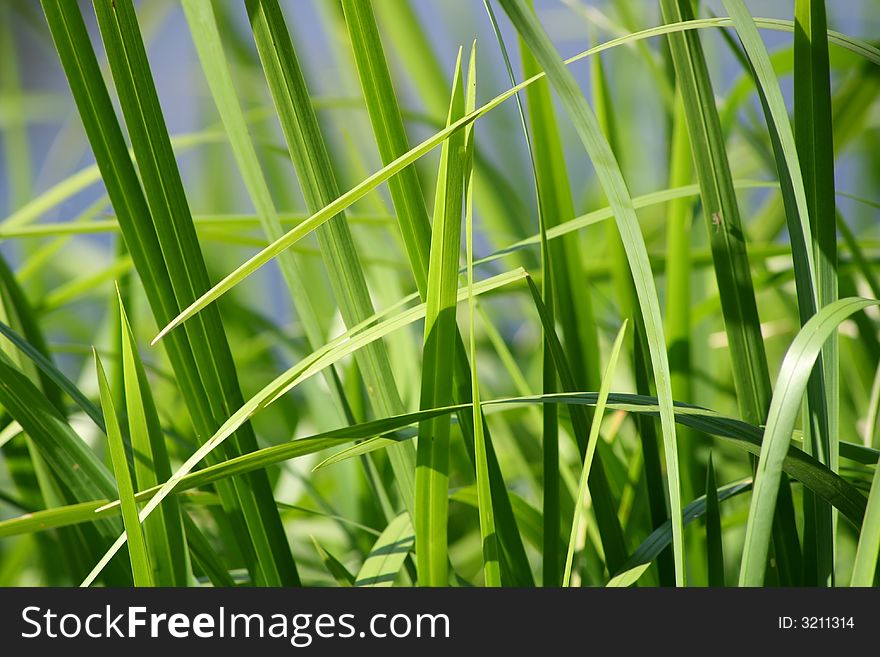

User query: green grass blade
[705,454,724,586]
[415,49,466,586]
[339,0,431,295]
[795,0,840,584]
[461,43,501,587]
[180,0,349,416]
[311,537,357,586]
[2,391,867,541]
[90,0,299,587]
[340,0,532,585]
[739,298,878,586]
[563,320,628,587]
[77,269,526,577]
[607,563,651,588]
[721,0,832,585]
[118,293,187,586]
[355,513,414,587]
[659,0,772,428]
[499,0,684,585]
[94,350,153,587]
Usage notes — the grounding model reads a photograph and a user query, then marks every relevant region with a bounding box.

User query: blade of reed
[721,0,832,585]
[0,255,98,581]
[563,321,628,587]
[795,0,839,585]
[461,42,501,587]
[851,446,880,585]
[355,513,414,587]
[616,480,753,577]
[739,298,878,586]
[77,270,526,577]
[499,0,685,585]
[94,350,153,587]
[415,48,466,586]
[591,41,673,585]
[659,0,772,428]
[483,0,561,585]
[118,293,187,586]
[311,537,356,586]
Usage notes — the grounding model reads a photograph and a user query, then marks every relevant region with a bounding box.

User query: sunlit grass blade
[415,48,466,586]
[76,269,526,578]
[499,0,685,585]
[1,390,867,542]
[563,320,628,587]
[118,293,187,586]
[739,298,878,586]
[90,0,299,587]
[150,17,877,342]
[94,350,153,587]
[459,43,500,587]
[795,0,840,585]
[355,513,414,587]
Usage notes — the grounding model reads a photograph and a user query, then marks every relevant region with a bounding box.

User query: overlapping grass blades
[41,0,298,586]
[498,0,685,585]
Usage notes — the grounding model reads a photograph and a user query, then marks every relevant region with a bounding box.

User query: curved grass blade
[244,0,415,513]
[739,298,879,586]
[851,447,880,585]
[42,0,298,587]
[340,0,532,586]
[311,537,356,586]
[0,390,867,539]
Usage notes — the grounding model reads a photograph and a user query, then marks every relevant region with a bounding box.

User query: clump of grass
[0,0,877,588]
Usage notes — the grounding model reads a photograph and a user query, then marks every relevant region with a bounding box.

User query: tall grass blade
[415,49,466,586]
[94,351,153,587]
[118,293,187,587]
